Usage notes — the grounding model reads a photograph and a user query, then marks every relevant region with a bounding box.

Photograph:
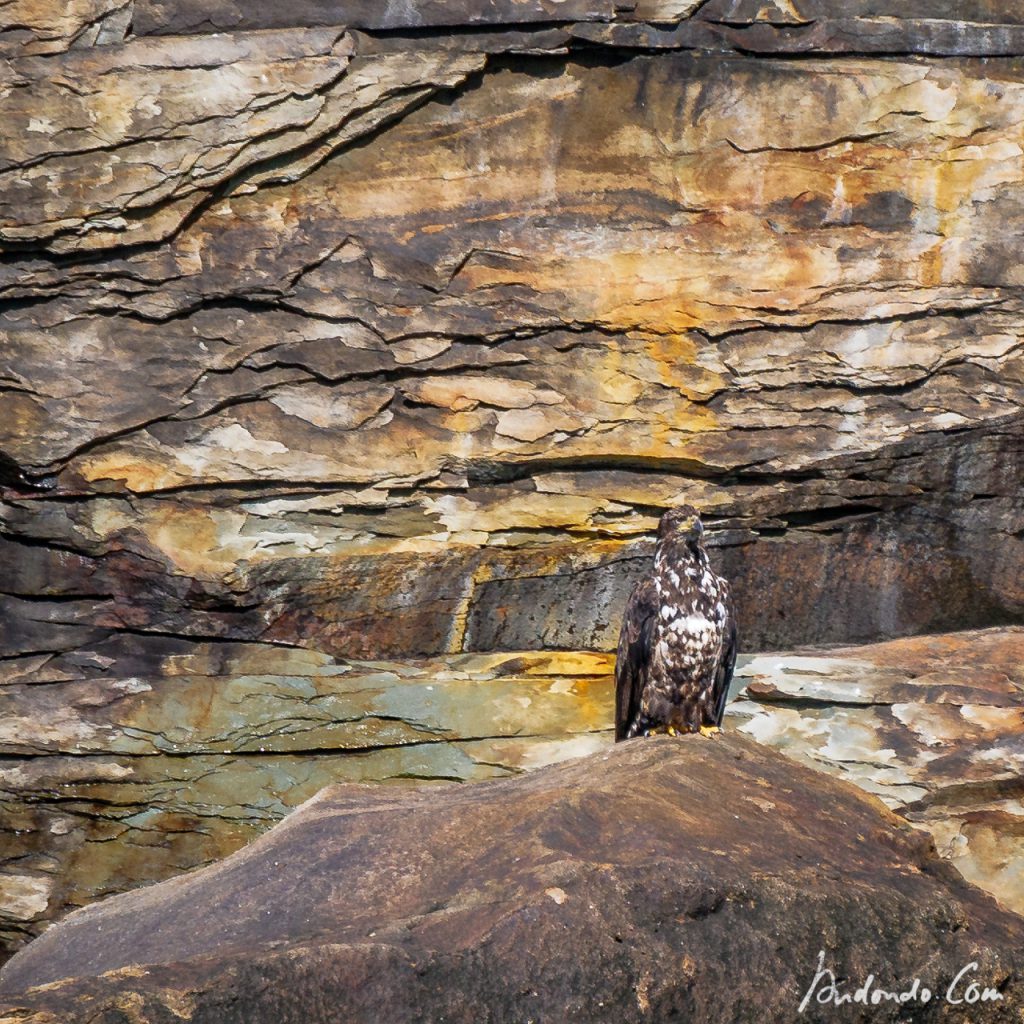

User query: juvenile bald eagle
[615,506,737,741]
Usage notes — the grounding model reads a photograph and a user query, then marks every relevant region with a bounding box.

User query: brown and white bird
[614,505,737,741]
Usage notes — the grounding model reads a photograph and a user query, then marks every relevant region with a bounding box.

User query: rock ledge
[1,734,1021,1022]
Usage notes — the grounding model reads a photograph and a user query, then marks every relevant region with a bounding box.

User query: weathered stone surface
[126,0,1024,62]
[2,39,1022,660]
[2,735,1022,1022]
[2,0,1024,997]
[4,627,1024,968]
[0,645,612,757]
[0,34,484,251]
[0,640,611,959]
[132,0,696,37]
[0,0,130,56]
[731,626,1024,917]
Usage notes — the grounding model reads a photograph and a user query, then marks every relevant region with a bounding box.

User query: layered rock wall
[2,0,1024,969]
[2,1,1023,664]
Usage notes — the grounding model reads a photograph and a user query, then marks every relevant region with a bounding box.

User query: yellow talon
[666,726,678,737]
[699,725,721,738]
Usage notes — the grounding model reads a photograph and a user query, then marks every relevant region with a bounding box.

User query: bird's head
[657,505,705,551]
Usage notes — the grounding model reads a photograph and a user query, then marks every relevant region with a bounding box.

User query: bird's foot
[698,725,721,738]
[666,725,678,737]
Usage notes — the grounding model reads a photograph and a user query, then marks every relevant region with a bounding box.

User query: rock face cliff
[2,1,1023,665]
[2,0,1024,975]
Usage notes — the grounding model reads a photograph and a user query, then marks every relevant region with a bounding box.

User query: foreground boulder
[1,735,1021,1022]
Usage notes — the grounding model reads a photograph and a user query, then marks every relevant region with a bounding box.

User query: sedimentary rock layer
[0,638,612,960]
[2,0,1023,977]
[2,9,1022,662]
[3,735,1022,1023]
[2,627,1021,964]
[731,627,1024,919]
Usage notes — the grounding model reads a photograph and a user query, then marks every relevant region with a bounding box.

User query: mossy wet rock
[2,735,1022,1022]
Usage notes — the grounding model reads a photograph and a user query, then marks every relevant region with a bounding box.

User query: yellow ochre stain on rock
[643,333,728,403]
[147,507,234,577]
[79,454,186,493]
[919,145,1002,288]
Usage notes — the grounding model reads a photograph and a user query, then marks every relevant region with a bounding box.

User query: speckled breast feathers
[614,507,738,741]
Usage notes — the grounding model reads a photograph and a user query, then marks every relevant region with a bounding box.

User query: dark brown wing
[614,577,658,742]
[712,602,738,727]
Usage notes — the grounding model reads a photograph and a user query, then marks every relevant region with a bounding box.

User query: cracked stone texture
[2,12,1024,662]
[0,0,131,56]
[0,639,614,961]
[3,627,1023,969]
[2,0,1024,986]
[730,627,1024,921]
[3,734,1023,1023]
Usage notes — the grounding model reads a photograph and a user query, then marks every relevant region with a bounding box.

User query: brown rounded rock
[2,735,1021,1022]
